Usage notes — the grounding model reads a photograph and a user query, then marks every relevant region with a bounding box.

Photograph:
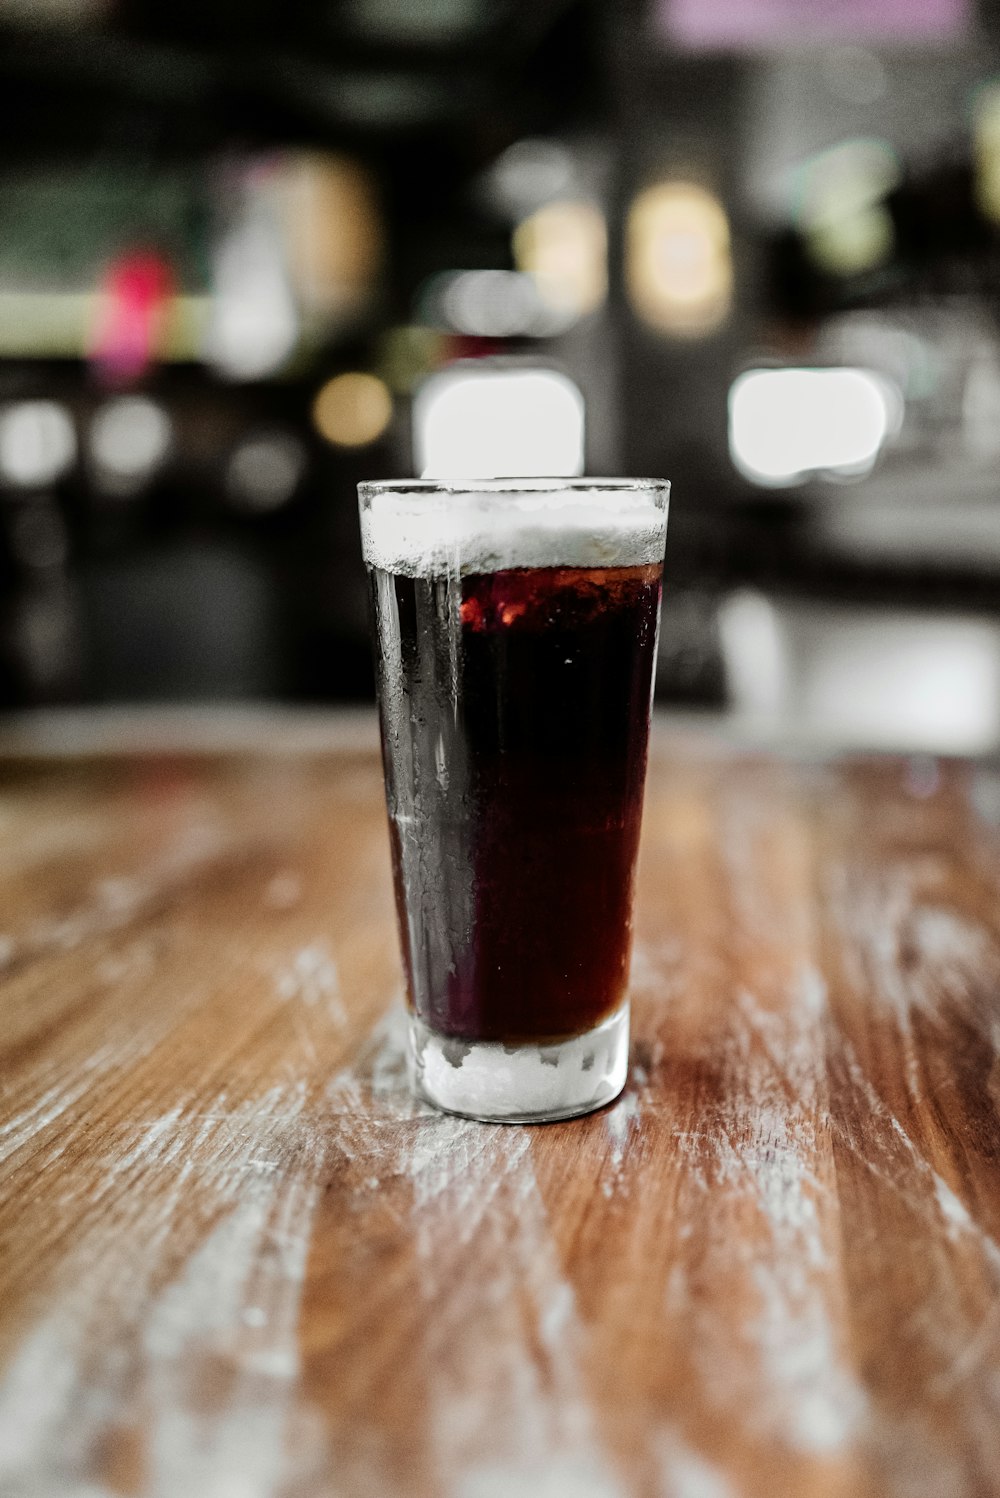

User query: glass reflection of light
[512,200,607,328]
[414,365,585,480]
[90,397,172,495]
[312,373,393,448]
[0,402,76,488]
[625,182,732,336]
[728,367,899,486]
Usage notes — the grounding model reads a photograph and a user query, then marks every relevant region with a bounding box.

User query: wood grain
[1,723,999,1497]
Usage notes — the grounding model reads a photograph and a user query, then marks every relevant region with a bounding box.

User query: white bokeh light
[414,366,585,479]
[90,397,172,490]
[226,432,307,512]
[0,401,76,488]
[433,270,548,338]
[728,367,899,486]
[720,589,1000,755]
[205,215,299,382]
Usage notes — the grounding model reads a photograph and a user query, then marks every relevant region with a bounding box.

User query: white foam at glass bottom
[361,490,666,578]
[409,1005,629,1123]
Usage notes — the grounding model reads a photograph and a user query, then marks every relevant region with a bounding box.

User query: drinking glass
[360,478,669,1122]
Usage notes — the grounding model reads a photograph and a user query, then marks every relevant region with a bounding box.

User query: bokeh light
[481,139,576,219]
[729,367,899,486]
[205,215,299,383]
[794,139,900,276]
[226,432,307,512]
[414,365,585,479]
[974,81,1000,223]
[625,181,732,336]
[312,372,393,448]
[376,325,446,394]
[513,200,607,327]
[90,396,172,494]
[421,270,551,338]
[0,402,77,488]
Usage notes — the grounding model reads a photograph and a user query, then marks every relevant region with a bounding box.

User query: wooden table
[2,717,1000,1498]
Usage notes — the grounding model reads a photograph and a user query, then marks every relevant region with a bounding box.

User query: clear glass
[360,478,670,1122]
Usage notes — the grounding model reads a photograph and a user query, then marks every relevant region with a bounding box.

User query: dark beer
[369,559,662,1045]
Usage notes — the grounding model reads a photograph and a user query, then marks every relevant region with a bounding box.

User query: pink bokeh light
[659,0,969,50]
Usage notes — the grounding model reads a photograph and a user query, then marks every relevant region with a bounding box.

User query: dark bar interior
[2,0,999,747]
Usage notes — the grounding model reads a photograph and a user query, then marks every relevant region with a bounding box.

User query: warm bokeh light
[275,152,383,319]
[312,372,393,447]
[625,181,732,336]
[974,82,1000,223]
[414,365,584,478]
[512,200,607,327]
[205,152,381,383]
[728,367,899,486]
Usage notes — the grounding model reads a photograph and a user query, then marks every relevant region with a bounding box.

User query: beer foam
[361,488,667,577]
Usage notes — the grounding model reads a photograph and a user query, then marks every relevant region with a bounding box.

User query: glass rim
[359,477,669,500]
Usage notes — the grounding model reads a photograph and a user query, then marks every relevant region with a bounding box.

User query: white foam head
[360,484,668,577]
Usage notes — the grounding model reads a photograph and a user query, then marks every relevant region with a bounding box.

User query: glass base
[409,1004,629,1123]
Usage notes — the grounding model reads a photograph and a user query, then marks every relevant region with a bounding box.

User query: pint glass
[360,479,669,1122]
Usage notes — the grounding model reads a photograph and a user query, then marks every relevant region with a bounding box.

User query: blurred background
[3,0,1000,752]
